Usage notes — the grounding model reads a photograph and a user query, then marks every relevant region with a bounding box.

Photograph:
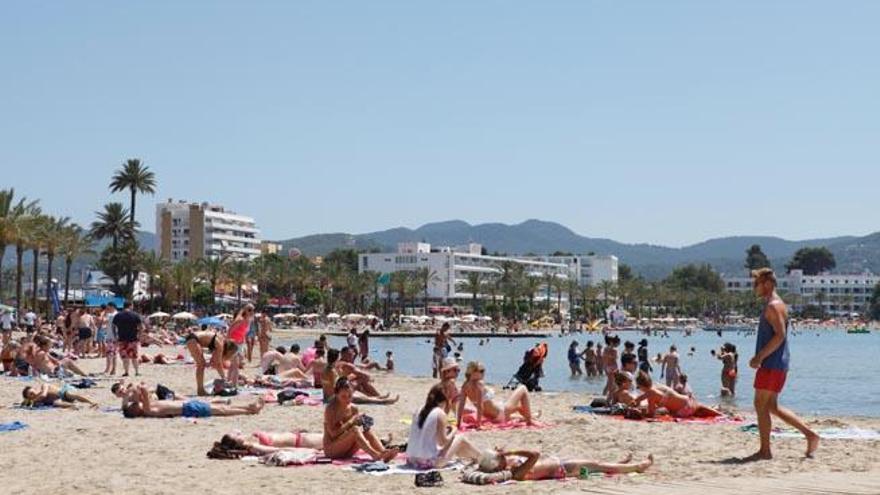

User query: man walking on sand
[113,301,143,377]
[749,268,819,460]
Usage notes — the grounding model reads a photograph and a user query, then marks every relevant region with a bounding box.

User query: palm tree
[521,274,542,317]
[27,215,50,310]
[171,260,195,308]
[110,159,156,289]
[39,216,69,318]
[390,272,410,315]
[0,188,19,297]
[413,267,439,312]
[226,260,252,309]
[90,202,134,250]
[138,250,168,311]
[9,200,41,318]
[59,225,93,304]
[198,255,229,305]
[250,256,273,302]
[457,272,484,313]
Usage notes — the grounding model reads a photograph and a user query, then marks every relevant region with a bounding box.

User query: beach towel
[0,421,28,432]
[262,448,320,466]
[573,405,743,425]
[739,423,880,440]
[456,414,551,432]
[349,461,465,477]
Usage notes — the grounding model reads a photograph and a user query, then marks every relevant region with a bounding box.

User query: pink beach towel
[457,413,551,432]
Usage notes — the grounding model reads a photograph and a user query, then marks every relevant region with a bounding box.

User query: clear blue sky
[2,1,878,246]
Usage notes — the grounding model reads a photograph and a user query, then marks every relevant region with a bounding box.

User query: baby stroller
[504,343,548,392]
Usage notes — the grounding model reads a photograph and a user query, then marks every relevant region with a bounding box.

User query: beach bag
[155,384,176,400]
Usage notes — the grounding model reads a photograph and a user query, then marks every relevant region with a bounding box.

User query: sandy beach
[2,337,879,495]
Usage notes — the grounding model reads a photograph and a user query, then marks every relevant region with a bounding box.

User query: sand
[2,335,879,495]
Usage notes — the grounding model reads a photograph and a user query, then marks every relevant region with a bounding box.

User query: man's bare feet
[806,433,820,458]
[619,453,634,464]
[636,454,654,472]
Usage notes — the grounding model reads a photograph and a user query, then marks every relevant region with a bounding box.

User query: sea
[280,329,880,418]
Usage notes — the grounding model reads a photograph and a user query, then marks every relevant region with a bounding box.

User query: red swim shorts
[754,368,787,393]
[118,341,139,360]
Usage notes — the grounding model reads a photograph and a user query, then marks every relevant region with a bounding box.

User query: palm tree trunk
[31,248,39,310]
[45,253,54,319]
[0,244,6,297]
[15,245,24,321]
[64,258,72,304]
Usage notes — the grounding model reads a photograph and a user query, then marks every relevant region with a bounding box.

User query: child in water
[385,351,394,372]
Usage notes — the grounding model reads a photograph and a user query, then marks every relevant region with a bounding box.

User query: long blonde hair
[464,361,484,381]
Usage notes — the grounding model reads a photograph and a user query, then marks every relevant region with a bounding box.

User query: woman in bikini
[438,357,461,414]
[184,330,238,396]
[633,370,721,418]
[476,448,653,481]
[227,304,255,388]
[250,430,323,449]
[458,361,535,430]
[601,335,620,397]
[321,349,398,405]
[322,377,400,462]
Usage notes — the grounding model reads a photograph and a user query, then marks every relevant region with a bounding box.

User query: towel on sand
[739,423,880,440]
[573,405,743,425]
[350,461,465,477]
[0,421,28,432]
[456,414,550,432]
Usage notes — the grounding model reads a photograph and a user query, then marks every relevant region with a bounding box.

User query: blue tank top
[756,302,790,371]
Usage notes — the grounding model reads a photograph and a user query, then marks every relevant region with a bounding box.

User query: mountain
[276,220,879,279]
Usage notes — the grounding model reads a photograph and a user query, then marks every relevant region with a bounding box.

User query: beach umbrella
[342,313,363,320]
[326,313,341,319]
[172,311,197,320]
[215,313,233,319]
[197,316,226,327]
[149,311,170,319]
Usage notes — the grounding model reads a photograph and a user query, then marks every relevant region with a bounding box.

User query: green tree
[27,214,49,310]
[457,272,484,313]
[59,225,94,304]
[191,283,214,308]
[413,267,439,312]
[618,264,634,282]
[109,159,156,291]
[9,202,42,317]
[744,244,771,271]
[138,250,168,311]
[868,283,880,321]
[300,287,323,311]
[198,255,229,305]
[785,247,835,276]
[39,216,69,317]
[0,188,20,297]
[226,259,252,308]
[521,274,542,316]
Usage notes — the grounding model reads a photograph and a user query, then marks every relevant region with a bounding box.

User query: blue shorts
[95,329,107,343]
[59,384,73,402]
[182,400,212,418]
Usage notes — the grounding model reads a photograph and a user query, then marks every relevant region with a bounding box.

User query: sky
[1,1,878,247]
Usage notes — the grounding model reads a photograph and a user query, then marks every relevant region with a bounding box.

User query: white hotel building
[518,254,619,287]
[723,269,880,316]
[156,199,262,262]
[358,242,618,305]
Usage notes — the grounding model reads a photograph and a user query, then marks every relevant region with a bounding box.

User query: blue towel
[0,421,28,432]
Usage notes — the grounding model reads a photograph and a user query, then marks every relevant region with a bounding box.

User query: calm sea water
[281,330,880,417]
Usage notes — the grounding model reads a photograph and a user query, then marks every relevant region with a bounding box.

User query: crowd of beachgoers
[1,271,876,493]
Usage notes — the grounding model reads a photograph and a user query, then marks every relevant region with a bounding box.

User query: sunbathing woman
[122,384,264,418]
[31,335,89,377]
[611,371,638,406]
[406,383,482,469]
[22,383,98,409]
[323,377,400,462]
[184,330,238,396]
[321,348,398,405]
[249,430,323,449]
[475,448,653,481]
[633,370,721,418]
[458,361,535,429]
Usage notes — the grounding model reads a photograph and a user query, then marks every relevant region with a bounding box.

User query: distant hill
[276,220,877,279]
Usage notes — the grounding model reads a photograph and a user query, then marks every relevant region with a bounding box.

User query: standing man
[431,322,456,378]
[103,302,119,375]
[749,268,819,460]
[113,301,143,377]
[23,308,37,334]
[0,309,13,344]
